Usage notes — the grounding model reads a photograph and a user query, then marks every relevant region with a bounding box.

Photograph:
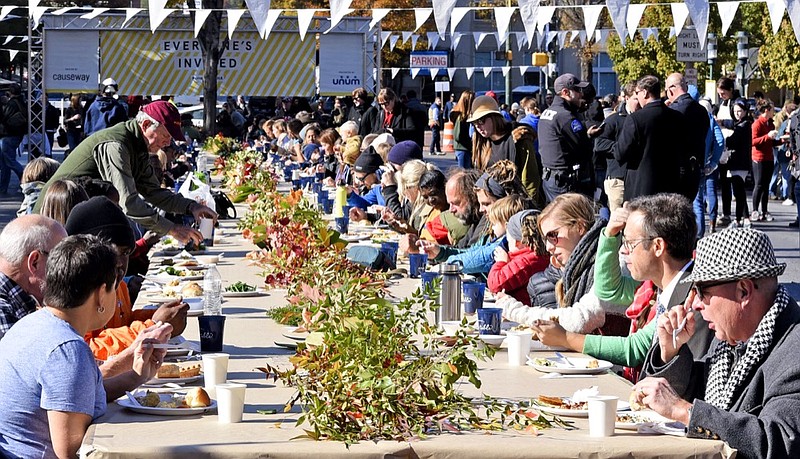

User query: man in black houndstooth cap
[632,228,800,458]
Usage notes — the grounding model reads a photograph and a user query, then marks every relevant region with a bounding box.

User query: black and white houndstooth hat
[682,228,786,284]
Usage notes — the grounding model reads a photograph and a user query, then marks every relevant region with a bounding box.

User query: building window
[592,52,619,96]
[474,51,503,93]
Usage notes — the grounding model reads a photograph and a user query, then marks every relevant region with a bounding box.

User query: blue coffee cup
[476,308,502,335]
[462,281,486,315]
[316,171,325,182]
[408,253,428,278]
[335,217,349,234]
[322,197,333,214]
[420,271,440,296]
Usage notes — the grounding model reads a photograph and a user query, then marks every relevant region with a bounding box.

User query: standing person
[370,88,419,146]
[665,73,707,202]
[347,88,378,137]
[35,101,216,243]
[467,95,543,207]
[0,83,26,195]
[64,94,85,156]
[449,90,475,169]
[537,73,596,202]
[714,77,738,227]
[443,93,455,122]
[615,75,690,201]
[84,79,128,137]
[427,96,442,155]
[769,101,795,204]
[725,98,753,227]
[595,81,639,212]
[518,97,541,167]
[751,100,780,222]
[696,97,725,235]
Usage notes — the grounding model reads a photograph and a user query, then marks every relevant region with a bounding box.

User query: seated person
[0,234,167,459]
[417,169,468,246]
[488,209,549,305]
[18,157,61,217]
[634,228,800,458]
[347,147,385,210]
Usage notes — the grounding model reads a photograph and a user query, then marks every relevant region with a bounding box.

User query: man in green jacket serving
[34,101,216,244]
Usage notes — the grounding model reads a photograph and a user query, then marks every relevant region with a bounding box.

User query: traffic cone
[442,121,454,153]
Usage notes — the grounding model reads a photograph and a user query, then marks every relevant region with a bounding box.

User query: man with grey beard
[444,169,485,248]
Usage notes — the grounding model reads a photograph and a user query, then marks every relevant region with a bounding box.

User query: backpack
[212,190,237,219]
[2,98,27,136]
[346,245,395,271]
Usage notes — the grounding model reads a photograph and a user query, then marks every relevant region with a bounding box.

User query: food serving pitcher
[437,261,463,324]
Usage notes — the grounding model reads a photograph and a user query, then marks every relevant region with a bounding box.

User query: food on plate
[156,362,202,379]
[586,359,599,369]
[616,413,652,424]
[531,357,554,367]
[225,281,256,292]
[629,391,646,411]
[137,391,161,407]
[174,260,199,268]
[167,279,180,287]
[536,395,587,410]
[183,387,211,408]
[181,282,203,297]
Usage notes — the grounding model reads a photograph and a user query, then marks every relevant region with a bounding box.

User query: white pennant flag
[582,5,604,41]
[651,28,660,42]
[537,6,556,34]
[494,32,506,50]
[597,29,610,45]
[786,0,800,44]
[415,8,432,32]
[432,0,458,37]
[452,32,463,49]
[518,0,540,45]
[28,0,40,8]
[515,31,527,51]
[502,66,510,77]
[766,0,785,34]
[227,9,246,39]
[579,31,587,46]
[641,28,651,42]
[381,31,392,47]
[450,7,472,35]
[519,65,529,76]
[627,4,646,39]
[2,36,12,46]
[148,0,169,32]
[81,8,109,20]
[262,9,283,41]
[296,9,317,41]
[669,26,676,39]
[411,68,421,79]
[391,68,400,79]
[546,31,558,46]
[245,0,271,39]
[194,9,212,38]
[370,8,390,29]
[448,67,457,79]
[31,6,48,27]
[9,50,19,62]
[429,68,440,78]
[50,7,73,16]
[473,32,490,50]
[494,7,516,45]
[465,67,475,80]
[570,30,581,44]
[717,1,739,36]
[557,31,567,49]
[411,34,419,50]
[327,0,352,31]
[670,3,689,37]
[0,5,16,22]
[402,31,413,44]
[122,8,141,28]
[389,34,399,51]
[427,32,440,49]
[684,0,709,49]
[483,67,493,78]
[606,0,630,46]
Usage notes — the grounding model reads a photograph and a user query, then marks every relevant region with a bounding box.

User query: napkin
[638,421,687,436]
[571,386,599,402]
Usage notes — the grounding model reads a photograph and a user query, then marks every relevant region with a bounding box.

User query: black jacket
[593,106,628,179]
[537,96,593,170]
[725,118,753,171]
[669,93,707,196]
[370,102,419,146]
[614,99,691,201]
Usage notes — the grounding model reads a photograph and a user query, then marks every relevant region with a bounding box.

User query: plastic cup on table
[342,205,352,219]
[322,197,333,214]
[315,171,325,182]
[198,315,226,352]
[380,241,399,264]
[216,383,247,423]
[420,271,440,298]
[587,396,619,437]
[311,182,322,194]
[476,307,502,335]
[202,353,230,399]
[462,281,486,315]
[506,329,533,366]
[335,217,349,234]
[408,253,428,278]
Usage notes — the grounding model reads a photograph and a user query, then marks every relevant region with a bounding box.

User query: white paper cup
[198,218,214,241]
[587,395,618,437]
[202,353,229,398]
[506,330,533,366]
[216,383,247,423]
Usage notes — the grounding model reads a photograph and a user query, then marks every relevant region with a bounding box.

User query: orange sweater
[84,281,156,361]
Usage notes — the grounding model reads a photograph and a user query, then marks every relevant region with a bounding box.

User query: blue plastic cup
[462,281,486,315]
[342,205,352,219]
[408,253,428,278]
[380,241,399,253]
[335,217,349,234]
[322,197,333,214]
[420,271,440,297]
[316,171,325,182]
[312,182,322,194]
[476,308,502,335]
[198,315,226,352]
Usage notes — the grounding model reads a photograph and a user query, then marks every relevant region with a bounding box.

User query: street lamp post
[707,33,717,80]
[737,31,749,97]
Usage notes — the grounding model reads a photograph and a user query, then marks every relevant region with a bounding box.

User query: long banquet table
[80,214,735,459]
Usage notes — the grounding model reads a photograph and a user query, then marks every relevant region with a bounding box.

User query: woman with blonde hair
[18,157,61,217]
[39,179,90,225]
[387,160,438,235]
[468,95,543,206]
[450,90,475,168]
[497,193,626,333]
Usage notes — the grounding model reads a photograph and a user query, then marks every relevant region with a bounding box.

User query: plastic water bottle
[203,266,222,315]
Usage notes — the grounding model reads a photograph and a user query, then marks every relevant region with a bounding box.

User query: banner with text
[44,30,99,92]
[410,51,448,68]
[99,31,315,96]
[319,34,365,96]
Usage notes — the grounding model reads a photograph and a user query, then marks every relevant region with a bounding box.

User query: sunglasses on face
[692,280,736,302]
[544,226,564,245]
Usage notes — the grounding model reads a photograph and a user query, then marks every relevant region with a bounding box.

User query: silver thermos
[437,261,463,324]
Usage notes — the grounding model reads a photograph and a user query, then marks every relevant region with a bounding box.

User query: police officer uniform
[537,73,595,203]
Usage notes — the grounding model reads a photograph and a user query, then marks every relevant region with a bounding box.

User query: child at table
[487,210,549,305]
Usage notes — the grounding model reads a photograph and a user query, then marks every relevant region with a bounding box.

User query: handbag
[212,190,237,219]
[56,126,68,148]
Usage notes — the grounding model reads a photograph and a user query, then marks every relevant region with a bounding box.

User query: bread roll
[629,391,646,411]
[181,282,203,297]
[184,387,211,408]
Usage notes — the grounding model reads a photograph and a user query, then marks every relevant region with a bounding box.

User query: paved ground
[2,143,798,299]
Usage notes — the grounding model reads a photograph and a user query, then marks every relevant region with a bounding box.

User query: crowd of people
[0,69,798,458]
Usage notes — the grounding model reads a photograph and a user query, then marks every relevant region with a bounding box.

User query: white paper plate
[146,274,204,283]
[274,340,298,350]
[528,357,613,374]
[533,399,630,417]
[117,393,216,416]
[187,309,204,317]
[615,410,670,430]
[339,233,371,242]
[145,374,203,385]
[222,289,267,297]
[282,327,309,341]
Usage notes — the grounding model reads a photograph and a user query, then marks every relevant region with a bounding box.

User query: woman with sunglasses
[498,193,624,333]
[467,95,544,208]
[369,88,418,145]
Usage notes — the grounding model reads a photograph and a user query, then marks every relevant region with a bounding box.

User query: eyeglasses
[472,118,488,126]
[621,236,654,252]
[544,226,564,245]
[353,173,369,182]
[692,280,736,302]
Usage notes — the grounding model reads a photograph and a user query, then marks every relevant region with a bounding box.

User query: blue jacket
[348,184,386,209]
[705,112,724,172]
[444,235,507,277]
[84,97,128,136]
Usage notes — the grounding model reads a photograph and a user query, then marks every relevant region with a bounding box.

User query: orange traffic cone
[442,121,454,153]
